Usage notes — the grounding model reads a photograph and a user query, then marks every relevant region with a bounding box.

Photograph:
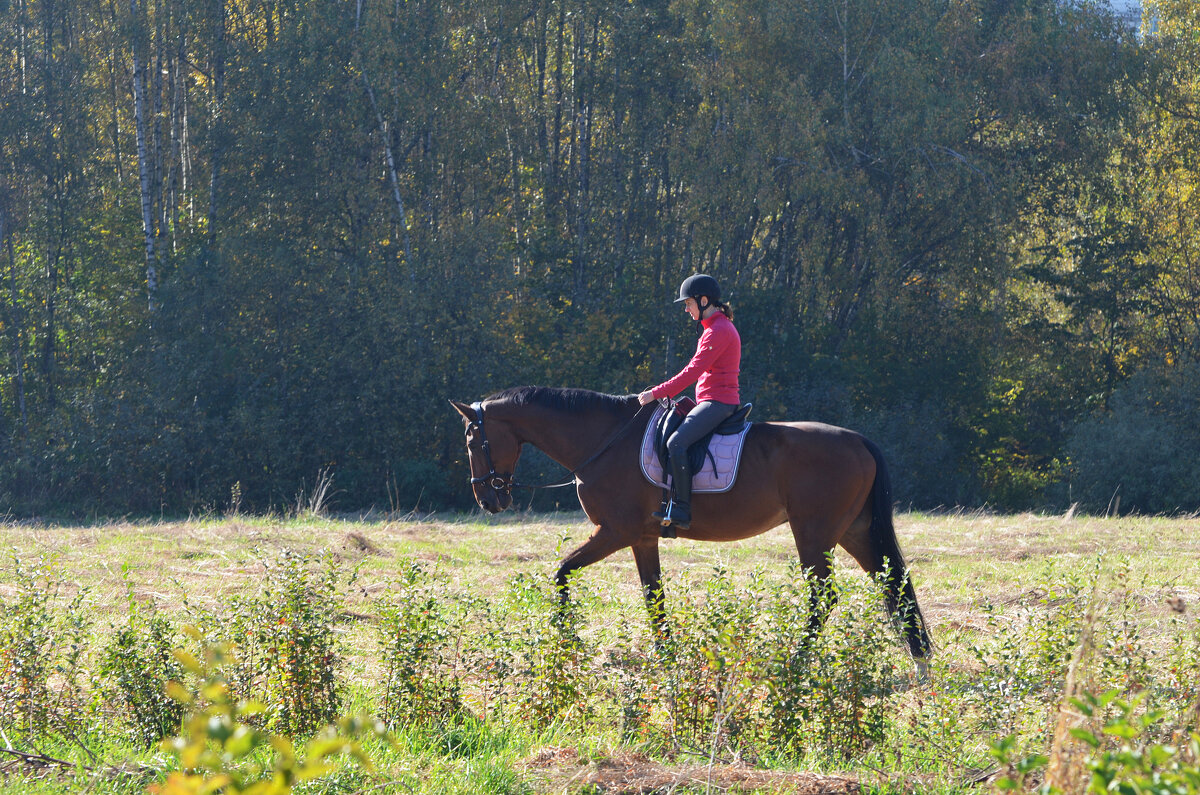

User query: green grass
[0,509,1195,793]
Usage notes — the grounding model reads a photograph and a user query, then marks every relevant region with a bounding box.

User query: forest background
[1,0,1198,517]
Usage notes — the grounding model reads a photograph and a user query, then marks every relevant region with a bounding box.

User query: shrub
[474,572,592,728]
[211,550,349,737]
[961,572,1089,739]
[97,574,185,747]
[376,559,465,727]
[153,629,378,795]
[0,554,91,745]
[654,564,764,755]
[758,565,905,759]
[991,692,1200,795]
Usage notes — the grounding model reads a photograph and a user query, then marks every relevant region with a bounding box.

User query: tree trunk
[106,0,125,187]
[363,71,415,268]
[131,0,158,311]
[0,202,28,437]
[207,0,226,252]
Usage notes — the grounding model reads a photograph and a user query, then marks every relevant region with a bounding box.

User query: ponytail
[695,297,733,334]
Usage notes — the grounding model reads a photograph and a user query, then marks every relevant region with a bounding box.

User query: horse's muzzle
[478,491,512,513]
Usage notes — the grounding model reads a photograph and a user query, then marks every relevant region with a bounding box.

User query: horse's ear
[449,400,474,420]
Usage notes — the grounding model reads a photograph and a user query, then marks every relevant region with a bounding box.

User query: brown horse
[450,386,932,663]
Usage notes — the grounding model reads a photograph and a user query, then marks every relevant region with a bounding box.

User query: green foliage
[628,561,909,763]
[0,535,1194,792]
[963,589,1083,737]
[991,692,1200,795]
[0,0,1195,515]
[0,555,90,745]
[153,629,378,795]
[191,550,350,737]
[97,572,185,747]
[759,566,904,759]
[1070,692,1200,795]
[653,563,764,753]
[251,551,347,736]
[376,559,465,727]
[478,573,593,729]
[1066,364,1200,513]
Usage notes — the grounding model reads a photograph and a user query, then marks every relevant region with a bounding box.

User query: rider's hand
[638,390,656,406]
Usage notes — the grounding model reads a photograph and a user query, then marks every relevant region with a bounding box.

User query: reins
[466,400,653,494]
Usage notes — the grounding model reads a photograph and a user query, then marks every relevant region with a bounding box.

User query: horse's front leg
[554,524,626,604]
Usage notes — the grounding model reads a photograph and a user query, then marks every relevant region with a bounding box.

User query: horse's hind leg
[631,541,668,641]
[788,521,839,644]
[839,506,932,662]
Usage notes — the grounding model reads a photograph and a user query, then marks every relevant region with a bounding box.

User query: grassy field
[0,509,1196,793]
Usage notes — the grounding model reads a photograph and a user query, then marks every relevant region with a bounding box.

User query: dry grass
[520,747,862,794]
[2,509,1195,720]
[1,509,1194,630]
[0,509,1195,793]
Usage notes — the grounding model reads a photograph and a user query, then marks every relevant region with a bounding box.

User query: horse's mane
[485,386,636,415]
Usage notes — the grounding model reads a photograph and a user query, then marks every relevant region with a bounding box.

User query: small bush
[256,550,346,735]
[153,629,378,795]
[760,567,905,759]
[210,550,350,737]
[376,559,465,727]
[97,574,185,747]
[654,564,763,755]
[0,554,91,745]
[961,572,1089,739]
[475,572,593,729]
[992,691,1200,795]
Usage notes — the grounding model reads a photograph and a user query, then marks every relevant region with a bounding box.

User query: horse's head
[451,400,520,513]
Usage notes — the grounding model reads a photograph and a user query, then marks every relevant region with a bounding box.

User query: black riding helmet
[674,274,721,305]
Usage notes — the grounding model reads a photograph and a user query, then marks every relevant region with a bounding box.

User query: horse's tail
[862,437,933,660]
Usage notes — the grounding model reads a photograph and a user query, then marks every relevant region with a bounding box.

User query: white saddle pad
[639,405,753,493]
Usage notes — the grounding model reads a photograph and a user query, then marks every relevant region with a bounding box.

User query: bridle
[462,400,651,497]
[464,401,520,496]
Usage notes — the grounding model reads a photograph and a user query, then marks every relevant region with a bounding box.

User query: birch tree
[130,0,158,310]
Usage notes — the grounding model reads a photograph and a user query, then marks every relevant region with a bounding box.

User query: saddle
[639,399,754,493]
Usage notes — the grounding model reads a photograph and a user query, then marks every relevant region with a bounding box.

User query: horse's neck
[506,403,636,471]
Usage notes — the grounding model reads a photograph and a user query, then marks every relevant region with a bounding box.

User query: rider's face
[683,297,703,321]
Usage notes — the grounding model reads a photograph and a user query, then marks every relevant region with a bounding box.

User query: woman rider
[637,274,741,532]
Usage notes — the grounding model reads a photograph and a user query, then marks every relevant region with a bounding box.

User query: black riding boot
[659,457,692,536]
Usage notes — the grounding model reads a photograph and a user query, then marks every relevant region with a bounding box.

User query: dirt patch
[521,747,861,794]
[344,531,385,556]
[384,522,443,537]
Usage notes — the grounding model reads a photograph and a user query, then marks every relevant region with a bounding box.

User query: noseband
[464,402,515,496]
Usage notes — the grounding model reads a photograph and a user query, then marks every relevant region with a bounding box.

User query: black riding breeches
[666,400,739,504]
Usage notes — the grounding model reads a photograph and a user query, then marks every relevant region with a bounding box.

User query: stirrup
[659,501,691,536]
[652,502,674,537]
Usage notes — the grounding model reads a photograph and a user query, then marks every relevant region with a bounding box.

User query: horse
[450,386,932,664]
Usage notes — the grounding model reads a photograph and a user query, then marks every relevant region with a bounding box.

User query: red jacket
[651,312,741,404]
